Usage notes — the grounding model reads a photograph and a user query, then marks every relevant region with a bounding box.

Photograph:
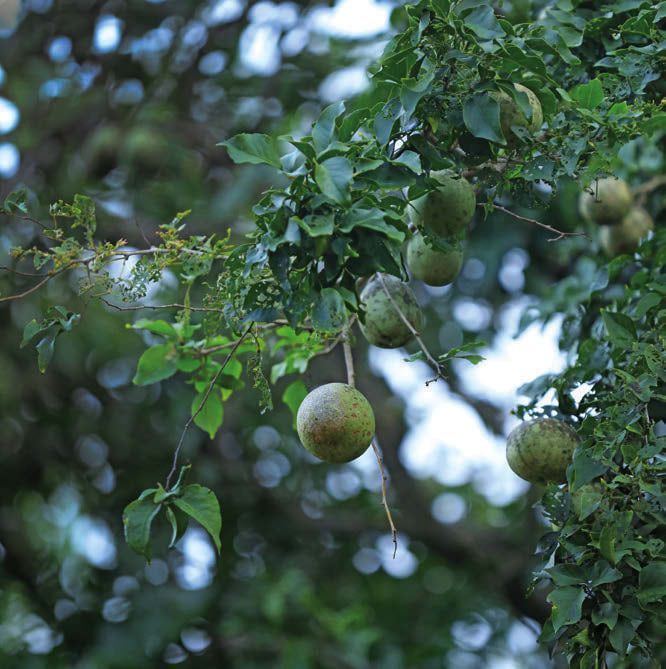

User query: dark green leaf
[315,157,352,206]
[3,188,28,214]
[123,496,162,561]
[462,6,505,40]
[173,484,222,554]
[601,310,637,346]
[463,93,504,144]
[638,561,666,604]
[546,586,585,632]
[36,331,58,374]
[312,101,345,153]
[282,379,308,428]
[165,505,189,548]
[311,288,347,333]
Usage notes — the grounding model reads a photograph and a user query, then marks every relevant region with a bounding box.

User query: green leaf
[601,310,637,346]
[463,93,504,144]
[546,586,586,632]
[570,79,604,110]
[165,505,189,548]
[282,379,308,428]
[123,496,162,561]
[599,524,617,565]
[638,561,666,604]
[36,331,58,374]
[633,293,661,319]
[132,344,180,385]
[461,6,505,40]
[315,157,352,206]
[3,188,28,215]
[311,288,347,333]
[591,601,619,629]
[130,319,179,338]
[339,208,404,242]
[312,101,345,153]
[21,319,50,348]
[173,484,222,554]
[191,387,224,439]
[588,560,623,587]
[218,133,281,168]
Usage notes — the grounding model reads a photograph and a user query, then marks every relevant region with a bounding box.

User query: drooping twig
[343,323,398,556]
[165,321,255,490]
[100,297,226,314]
[376,272,446,386]
[484,203,588,242]
[371,438,398,559]
[633,174,666,207]
[0,268,68,303]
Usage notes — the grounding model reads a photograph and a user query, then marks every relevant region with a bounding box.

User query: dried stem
[376,273,446,386]
[372,439,398,558]
[342,324,355,388]
[165,322,255,490]
[485,203,588,242]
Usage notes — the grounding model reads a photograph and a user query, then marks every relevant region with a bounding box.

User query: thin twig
[342,324,355,388]
[165,322,255,490]
[372,439,398,558]
[0,265,48,277]
[633,174,666,207]
[485,203,588,242]
[100,297,226,314]
[0,269,66,303]
[343,322,397,556]
[376,273,446,386]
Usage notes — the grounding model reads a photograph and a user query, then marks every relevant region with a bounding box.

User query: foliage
[1,0,666,666]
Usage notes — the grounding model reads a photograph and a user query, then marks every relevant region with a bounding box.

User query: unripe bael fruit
[359,274,424,348]
[578,177,633,225]
[506,418,580,484]
[490,83,543,144]
[599,207,654,256]
[296,383,375,463]
[411,171,476,241]
[407,235,463,287]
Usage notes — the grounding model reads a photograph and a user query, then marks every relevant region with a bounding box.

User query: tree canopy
[0,0,665,667]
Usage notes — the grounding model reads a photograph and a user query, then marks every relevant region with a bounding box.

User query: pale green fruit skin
[578,177,633,225]
[599,207,654,256]
[411,171,476,240]
[359,274,424,348]
[407,235,464,286]
[506,418,580,484]
[296,383,375,463]
[490,83,543,144]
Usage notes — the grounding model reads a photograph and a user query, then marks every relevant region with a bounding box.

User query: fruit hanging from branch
[296,383,375,464]
[599,206,654,256]
[406,234,464,287]
[506,418,580,485]
[358,273,424,348]
[410,171,476,243]
[490,82,543,145]
[578,176,633,225]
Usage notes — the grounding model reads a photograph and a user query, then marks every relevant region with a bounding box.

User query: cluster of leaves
[2,1,666,662]
[517,223,666,665]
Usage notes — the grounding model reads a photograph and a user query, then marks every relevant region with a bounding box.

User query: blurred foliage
[0,0,665,668]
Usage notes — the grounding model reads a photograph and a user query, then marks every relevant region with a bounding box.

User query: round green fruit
[506,418,580,484]
[296,383,375,463]
[599,207,654,256]
[359,274,424,348]
[490,83,543,144]
[578,177,633,225]
[410,171,476,240]
[407,234,464,287]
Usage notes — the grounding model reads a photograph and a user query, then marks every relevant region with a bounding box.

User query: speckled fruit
[296,383,375,463]
[578,177,633,225]
[490,83,543,144]
[359,274,424,348]
[506,418,580,484]
[411,171,476,240]
[599,207,654,256]
[407,235,464,287]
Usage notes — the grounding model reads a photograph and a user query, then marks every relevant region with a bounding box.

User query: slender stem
[485,203,588,242]
[165,322,255,490]
[342,324,355,388]
[0,268,67,303]
[100,297,226,314]
[372,439,398,558]
[376,273,446,386]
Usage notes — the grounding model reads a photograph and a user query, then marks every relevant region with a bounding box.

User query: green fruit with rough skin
[599,207,654,256]
[359,274,424,348]
[490,83,543,144]
[411,171,476,241]
[407,234,464,286]
[578,177,633,225]
[296,383,375,463]
[506,418,580,484]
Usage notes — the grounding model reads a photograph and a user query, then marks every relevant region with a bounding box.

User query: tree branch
[484,203,588,242]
